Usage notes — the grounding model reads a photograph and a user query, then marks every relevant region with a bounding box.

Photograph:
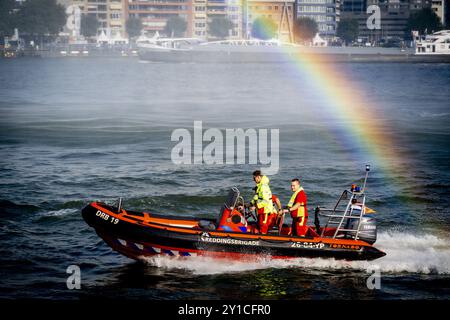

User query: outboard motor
[345,214,377,244]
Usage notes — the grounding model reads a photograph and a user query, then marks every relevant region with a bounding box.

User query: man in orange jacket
[283,178,308,236]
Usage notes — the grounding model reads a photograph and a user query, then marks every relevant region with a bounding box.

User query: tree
[293,17,318,43]
[16,0,66,38]
[208,17,234,39]
[126,17,143,38]
[80,14,99,38]
[336,18,359,44]
[163,16,187,37]
[251,17,277,40]
[406,7,442,36]
[0,0,17,38]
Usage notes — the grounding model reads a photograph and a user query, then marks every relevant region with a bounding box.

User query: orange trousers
[292,215,308,236]
[257,208,277,234]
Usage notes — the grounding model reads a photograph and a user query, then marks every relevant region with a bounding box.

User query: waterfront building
[409,0,432,10]
[193,0,294,40]
[244,0,295,41]
[341,0,366,12]
[226,0,244,38]
[340,0,433,42]
[192,0,243,39]
[127,0,193,37]
[127,0,241,39]
[431,0,446,25]
[296,0,341,39]
[192,0,208,37]
[65,0,128,40]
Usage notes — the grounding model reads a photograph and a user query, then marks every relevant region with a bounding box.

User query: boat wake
[419,111,450,118]
[141,231,450,275]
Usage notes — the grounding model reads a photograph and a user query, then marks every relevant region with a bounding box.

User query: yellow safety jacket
[250,176,274,216]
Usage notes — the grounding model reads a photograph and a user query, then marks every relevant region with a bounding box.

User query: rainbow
[244,8,405,184]
[287,52,403,173]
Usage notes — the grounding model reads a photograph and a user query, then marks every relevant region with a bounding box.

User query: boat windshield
[224,187,240,209]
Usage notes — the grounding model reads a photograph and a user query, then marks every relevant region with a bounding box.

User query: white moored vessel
[415,30,450,55]
[138,37,302,63]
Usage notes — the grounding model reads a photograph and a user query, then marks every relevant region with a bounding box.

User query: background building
[244,0,295,41]
[341,0,434,42]
[431,0,446,25]
[192,0,243,39]
[226,0,244,38]
[67,0,128,39]
[128,0,193,37]
[342,0,366,12]
[409,0,431,10]
[296,0,341,39]
[192,0,208,37]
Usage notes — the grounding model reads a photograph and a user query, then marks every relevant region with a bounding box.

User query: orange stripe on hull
[91,202,371,248]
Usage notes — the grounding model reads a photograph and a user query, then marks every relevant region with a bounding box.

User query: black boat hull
[82,203,386,261]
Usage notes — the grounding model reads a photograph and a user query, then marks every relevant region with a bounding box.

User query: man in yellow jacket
[249,170,276,234]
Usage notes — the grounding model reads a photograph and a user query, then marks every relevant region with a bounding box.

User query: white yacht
[137,37,204,50]
[138,37,302,63]
[415,30,450,55]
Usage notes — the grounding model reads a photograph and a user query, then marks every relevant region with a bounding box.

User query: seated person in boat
[272,194,284,230]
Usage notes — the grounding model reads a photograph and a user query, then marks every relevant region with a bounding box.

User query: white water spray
[141,231,450,275]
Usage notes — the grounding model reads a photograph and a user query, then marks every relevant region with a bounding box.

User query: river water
[0,58,449,299]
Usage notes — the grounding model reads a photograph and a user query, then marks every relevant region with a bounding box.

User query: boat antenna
[361,164,370,193]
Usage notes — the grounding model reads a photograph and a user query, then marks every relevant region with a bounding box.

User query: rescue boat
[82,166,386,262]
